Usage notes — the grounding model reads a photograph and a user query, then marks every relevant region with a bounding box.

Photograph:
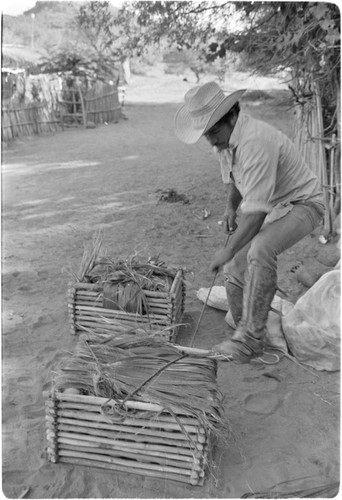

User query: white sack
[196,286,288,353]
[282,270,340,372]
[196,286,228,311]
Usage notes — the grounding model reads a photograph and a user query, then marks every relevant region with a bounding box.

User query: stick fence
[293,82,340,234]
[2,82,122,142]
[84,83,122,125]
[1,101,61,142]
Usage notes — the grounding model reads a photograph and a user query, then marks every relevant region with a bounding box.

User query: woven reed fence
[2,101,61,142]
[60,83,121,128]
[2,82,122,141]
[293,82,340,234]
[84,83,121,125]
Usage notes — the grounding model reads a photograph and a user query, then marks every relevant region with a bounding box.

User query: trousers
[223,201,325,286]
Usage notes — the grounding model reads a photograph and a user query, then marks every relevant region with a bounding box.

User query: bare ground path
[2,77,340,498]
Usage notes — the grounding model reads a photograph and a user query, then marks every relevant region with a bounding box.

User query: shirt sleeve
[238,134,280,214]
[219,150,234,185]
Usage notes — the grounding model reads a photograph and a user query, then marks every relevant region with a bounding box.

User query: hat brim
[174,88,246,144]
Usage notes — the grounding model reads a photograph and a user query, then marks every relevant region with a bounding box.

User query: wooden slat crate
[45,392,214,486]
[68,268,185,342]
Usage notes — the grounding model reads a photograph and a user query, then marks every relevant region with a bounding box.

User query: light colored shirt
[217,113,324,222]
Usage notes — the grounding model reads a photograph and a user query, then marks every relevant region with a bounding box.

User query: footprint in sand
[244,392,281,414]
[37,270,49,278]
[242,373,282,414]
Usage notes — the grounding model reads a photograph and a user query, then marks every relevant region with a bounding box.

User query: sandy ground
[2,68,340,498]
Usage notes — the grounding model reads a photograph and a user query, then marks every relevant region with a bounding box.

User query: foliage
[118,1,233,81]
[76,2,119,59]
[120,1,340,133]
[4,1,340,131]
[218,4,340,86]
[35,2,131,86]
[121,1,231,51]
[217,2,340,134]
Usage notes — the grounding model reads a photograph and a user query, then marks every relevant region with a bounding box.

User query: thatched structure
[45,333,226,485]
[293,82,340,235]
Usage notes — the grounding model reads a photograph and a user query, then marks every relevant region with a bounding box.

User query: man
[174,81,324,363]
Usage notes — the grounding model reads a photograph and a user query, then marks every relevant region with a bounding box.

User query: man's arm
[223,179,242,232]
[211,211,266,272]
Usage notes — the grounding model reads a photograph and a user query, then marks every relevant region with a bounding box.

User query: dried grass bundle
[74,233,179,315]
[54,333,224,435]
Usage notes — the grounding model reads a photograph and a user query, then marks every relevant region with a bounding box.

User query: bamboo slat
[2,100,61,142]
[329,134,337,217]
[54,431,200,456]
[83,83,122,125]
[74,305,168,320]
[49,418,206,446]
[293,80,334,234]
[59,444,199,469]
[46,388,212,485]
[72,282,102,291]
[58,448,196,476]
[59,456,203,485]
[51,392,204,420]
[53,422,206,447]
[68,269,185,341]
[46,412,202,436]
[315,84,332,233]
[50,407,203,432]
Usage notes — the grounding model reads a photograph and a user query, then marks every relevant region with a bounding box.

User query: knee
[223,260,235,279]
[248,236,276,268]
[223,256,246,287]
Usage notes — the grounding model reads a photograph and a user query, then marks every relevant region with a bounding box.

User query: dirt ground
[2,69,340,498]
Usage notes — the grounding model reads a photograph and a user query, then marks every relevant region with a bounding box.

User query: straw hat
[174,81,246,144]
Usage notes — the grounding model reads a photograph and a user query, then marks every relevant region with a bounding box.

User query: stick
[55,438,203,464]
[52,392,186,414]
[48,409,203,435]
[56,398,201,425]
[70,290,99,297]
[47,406,206,435]
[50,392,209,421]
[59,443,202,469]
[59,456,199,484]
[58,448,196,476]
[75,308,169,321]
[18,487,30,499]
[52,411,202,433]
[50,410,202,435]
[172,345,213,357]
[72,282,102,290]
[53,422,206,446]
[170,270,183,295]
[189,232,232,347]
[119,353,187,408]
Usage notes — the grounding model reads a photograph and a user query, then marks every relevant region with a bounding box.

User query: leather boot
[225,277,243,328]
[213,265,277,363]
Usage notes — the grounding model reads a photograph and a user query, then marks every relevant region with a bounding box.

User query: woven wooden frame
[45,391,213,486]
[67,269,185,342]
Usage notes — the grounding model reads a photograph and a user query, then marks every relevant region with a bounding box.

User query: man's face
[204,117,235,151]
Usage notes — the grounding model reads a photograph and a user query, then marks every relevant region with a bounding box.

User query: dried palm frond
[241,481,340,498]
[76,230,103,282]
[72,234,180,315]
[54,333,224,436]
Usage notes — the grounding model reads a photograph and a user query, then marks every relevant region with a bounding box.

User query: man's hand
[222,209,238,233]
[210,211,267,274]
[210,247,230,273]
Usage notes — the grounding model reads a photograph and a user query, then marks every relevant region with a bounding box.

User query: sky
[2,0,123,16]
[2,0,36,16]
